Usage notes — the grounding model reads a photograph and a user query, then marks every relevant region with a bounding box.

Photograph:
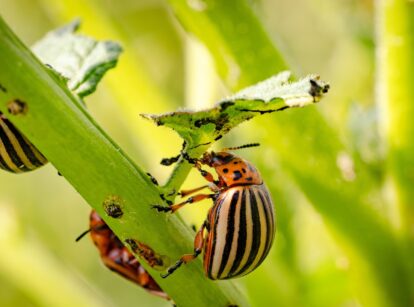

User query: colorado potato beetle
[154,144,275,280]
[0,112,47,173]
[76,210,170,301]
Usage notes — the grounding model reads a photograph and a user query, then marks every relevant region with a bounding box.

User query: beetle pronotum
[154,144,276,280]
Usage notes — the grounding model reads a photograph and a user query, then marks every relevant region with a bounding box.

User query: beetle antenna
[222,143,260,151]
[75,228,91,242]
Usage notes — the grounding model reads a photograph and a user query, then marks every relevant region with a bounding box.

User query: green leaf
[142,72,329,147]
[31,19,122,98]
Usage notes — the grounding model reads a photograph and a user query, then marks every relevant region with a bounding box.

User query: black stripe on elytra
[217,190,239,278]
[207,197,225,279]
[0,118,12,171]
[228,189,247,277]
[0,149,12,172]
[0,121,27,171]
[256,189,273,266]
[263,187,274,223]
[3,118,45,166]
[239,187,261,274]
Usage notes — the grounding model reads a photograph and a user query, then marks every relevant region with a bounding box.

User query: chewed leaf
[31,19,122,98]
[141,72,329,146]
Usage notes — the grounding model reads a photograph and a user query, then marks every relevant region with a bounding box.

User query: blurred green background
[0,0,412,306]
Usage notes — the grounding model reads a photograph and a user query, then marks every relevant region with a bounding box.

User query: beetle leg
[161,222,206,278]
[160,153,181,166]
[179,185,209,197]
[194,163,216,183]
[153,194,214,213]
[146,172,159,186]
[182,151,199,165]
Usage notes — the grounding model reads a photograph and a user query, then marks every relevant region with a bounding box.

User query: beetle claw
[152,205,172,213]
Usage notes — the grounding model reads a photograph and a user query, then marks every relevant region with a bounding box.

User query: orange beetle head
[201,151,262,187]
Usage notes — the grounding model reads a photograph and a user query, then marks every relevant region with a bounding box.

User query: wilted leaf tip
[226,73,329,107]
[309,77,330,102]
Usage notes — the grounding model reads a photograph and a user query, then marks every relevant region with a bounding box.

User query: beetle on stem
[76,210,170,301]
[154,144,276,280]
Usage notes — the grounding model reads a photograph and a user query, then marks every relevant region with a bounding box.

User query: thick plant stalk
[376,0,414,299]
[376,0,414,239]
[0,16,247,307]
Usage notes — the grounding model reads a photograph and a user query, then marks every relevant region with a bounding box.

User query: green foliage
[0,16,330,306]
[0,1,412,307]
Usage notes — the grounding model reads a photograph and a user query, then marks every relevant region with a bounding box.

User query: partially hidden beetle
[154,144,276,280]
[0,112,47,173]
[76,210,170,301]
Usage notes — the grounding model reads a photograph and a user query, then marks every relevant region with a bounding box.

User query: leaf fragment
[31,19,123,98]
[142,72,329,146]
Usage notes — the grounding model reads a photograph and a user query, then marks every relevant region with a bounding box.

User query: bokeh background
[0,0,412,306]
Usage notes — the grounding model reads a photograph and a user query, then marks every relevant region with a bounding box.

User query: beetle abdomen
[204,184,275,280]
[0,113,47,173]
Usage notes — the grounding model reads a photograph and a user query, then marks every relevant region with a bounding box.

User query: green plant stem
[376,0,414,298]
[376,0,414,239]
[0,16,247,307]
[167,0,413,305]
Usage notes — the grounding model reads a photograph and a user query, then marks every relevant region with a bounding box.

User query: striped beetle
[76,210,170,301]
[154,144,275,279]
[0,112,47,173]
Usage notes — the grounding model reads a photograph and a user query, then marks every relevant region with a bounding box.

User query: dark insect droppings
[7,99,28,115]
[219,101,235,111]
[194,118,212,128]
[146,172,159,185]
[309,79,330,98]
[103,196,124,218]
